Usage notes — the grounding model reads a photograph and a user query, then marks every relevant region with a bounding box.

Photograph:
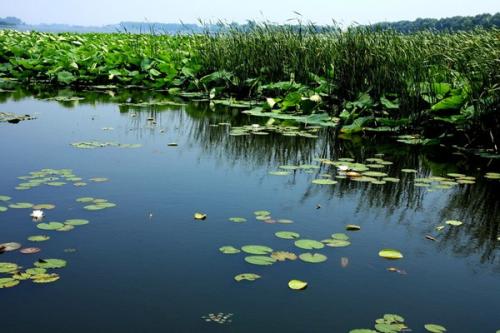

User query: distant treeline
[371,13,500,33]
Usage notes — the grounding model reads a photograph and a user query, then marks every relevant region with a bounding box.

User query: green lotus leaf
[346,224,361,231]
[234,273,261,282]
[401,169,418,173]
[324,239,351,248]
[383,177,400,183]
[253,210,271,216]
[363,171,388,177]
[219,246,241,254]
[299,253,328,263]
[228,217,247,223]
[26,268,47,275]
[424,324,447,332]
[34,259,67,269]
[379,249,404,260]
[37,222,65,231]
[275,231,300,240]
[445,220,463,226]
[331,233,349,241]
[0,195,11,201]
[90,177,109,182]
[12,272,31,280]
[312,179,338,185]
[28,235,50,242]
[47,182,66,186]
[32,204,56,210]
[375,323,402,332]
[0,262,19,273]
[32,273,60,284]
[269,171,291,176]
[57,225,75,232]
[277,219,294,224]
[294,239,324,250]
[8,202,33,209]
[288,279,307,290]
[0,278,20,288]
[241,245,273,255]
[76,197,95,203]
[64,219,90,226]
[0,206,7,212]
[244,256,276,266]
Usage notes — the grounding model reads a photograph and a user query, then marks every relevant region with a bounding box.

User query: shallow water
[0,89,499,333]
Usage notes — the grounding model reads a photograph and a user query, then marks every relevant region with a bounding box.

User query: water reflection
[1,86,499,268]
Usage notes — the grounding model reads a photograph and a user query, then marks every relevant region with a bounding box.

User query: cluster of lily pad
[201,313,233,325]
[36,219,90,232]
[229,123,320,138]
[413,173,477,190]
[76,197,117,211]
[349,313,449,333]
[71,141,142,149]
[0,259,67,288]
[13,168,98,191]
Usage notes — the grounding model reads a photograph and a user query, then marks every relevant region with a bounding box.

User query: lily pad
[90,177,109,182]
[332,233,349,241]
[20,247,41,254]
[271,251,298,261]
[0,206,7,212]
[379,249,404,260]
[234,273,261,282]
[324,239,351,248]
[363,171,388,177]
[244,256,276,266]
[28,235,50,242]
[312,179,338,185]
[401,169,418,173]
[269,171,291,176]
[0,195,11,201]
[34,258,67,269]
[241,245,273,255]
[0,277,20,288]
[194,213,207,220]
[299,253,328,263]
[76,197,95,203]
[57,225,75,232]
[32,204,56,210]
[229,217,247,223]
[294,239,324,250]
[424,324,447,332]
[275,231,300,240]
[219,246,241,254]
[445,220,463,226]
[37,222,65,231]
[0,262,19,273]
[346,224,361,231]
[26,267,46,275]
[0,242,21,252]
[254,210,271,216]
[288,279,308,290]
[8,202,33,209]
[64,219,90,226]
[32,273,60,284]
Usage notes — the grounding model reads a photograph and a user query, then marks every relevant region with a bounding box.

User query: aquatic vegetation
[270,251,298,261]
[34,258,67,269]
[201,313,233,324]
[241,245,273,255]
[244,256,276,266]
[234,273,260,282]
[445,220,463,226]
[27,235,50,242]
[0,111,35,123]
[299,253,328,263]
[194,213,207,220]
[288,279,308,290]
[294,239,324,250]
[71,141,142,149]
[274,231,300,240]
[219,246,241,254]
[19,247,41,254]
[350,313,408,332]
[0,242,21,252]
[378,249,404,260]
[228,217,246,223]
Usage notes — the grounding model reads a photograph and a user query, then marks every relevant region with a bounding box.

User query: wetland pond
[0,88,499,333]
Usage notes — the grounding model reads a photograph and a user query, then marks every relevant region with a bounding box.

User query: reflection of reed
[3,87,500,267]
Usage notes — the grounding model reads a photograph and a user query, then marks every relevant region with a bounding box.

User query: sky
[2,0,499,26]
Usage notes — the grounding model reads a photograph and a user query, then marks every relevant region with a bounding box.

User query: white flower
[30,210,44,220]
[337,165,350,171]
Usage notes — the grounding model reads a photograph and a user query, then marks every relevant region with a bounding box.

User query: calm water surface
[0,89,499,333]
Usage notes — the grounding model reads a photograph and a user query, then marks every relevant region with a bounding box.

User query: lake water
[0,88,499,333]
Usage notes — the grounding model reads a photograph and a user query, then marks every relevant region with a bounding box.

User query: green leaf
[244,256,276,266]
[34,258,67,269]
[378,249,404,260]
[275,231,300,240]
[57,71,76,85]
[241,245,273,255]
[431,94,465,111]
[219,246,241,254]
[294,239,324,250]
[299,253,328,263]
[234,273,261,282]
[424,324,447,332]
[288,279,308,290]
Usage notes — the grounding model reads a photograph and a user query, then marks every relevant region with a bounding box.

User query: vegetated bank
[0,25,498,156]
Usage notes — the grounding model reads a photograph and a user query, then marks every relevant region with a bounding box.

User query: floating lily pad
[37,222,65,231]
[299,253,328,263]
[332,233,349,241]
[90,177,109,182]
[76,197,95,203]
[229,217,247,223]
[383,177,400,183]
[57,225,75,232]
[9,202,33,209]
[0,262,19,273]
[254,210,271,216]
[348,330,377,333]
[346,224,361,231]
[28,235,50,242]
[47,182,66,186]
[32,204,56,210]
[20,247,41,254]
[379,249,404,260]
[288,279,308,290]
[324,239,351,248]
[0,277,20,288]
[32,273,60,284]
[294,239,324,250]
[445,220,463,226]
[401,169,418,173]
[34,258,67,269]
[219,246,241,254]
[424,324,447,332]
[312,179,338,185]
[64,219,90,226]
[241,245,273,255]
[194,213,207,220]
[363,171,388,177]
[26,268,46,275]
[234,273,261,282]
[275,231,300,240]
[0,206,7,212]
[0,196,12,201]
[269,171,291,176]
[244,256,276,266]
[271,251,298,261]
[0,242,21,252]
[12,272,31,280]
[277,219,294,224]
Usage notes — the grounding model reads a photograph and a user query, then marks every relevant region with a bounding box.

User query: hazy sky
[3,0,499,26]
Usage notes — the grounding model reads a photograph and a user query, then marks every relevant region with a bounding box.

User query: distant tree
[0,17,23,26]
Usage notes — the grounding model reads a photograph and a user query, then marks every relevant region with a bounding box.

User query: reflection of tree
[2,87,499,267]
